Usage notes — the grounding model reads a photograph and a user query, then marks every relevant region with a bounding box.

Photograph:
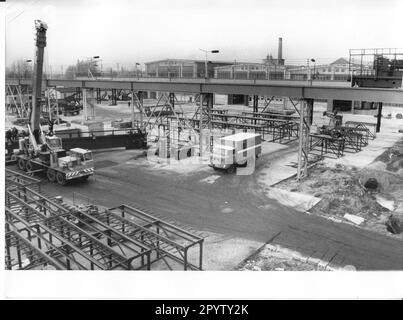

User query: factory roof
[145,59,234,65]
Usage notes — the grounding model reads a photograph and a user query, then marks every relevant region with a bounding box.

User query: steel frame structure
[4,170,204,270]
[6,84,31,118]
[345,121,377,139]
[5,186,152,270]
[104,205,204,270]
[6,168,42,193]
[309,133,345,159]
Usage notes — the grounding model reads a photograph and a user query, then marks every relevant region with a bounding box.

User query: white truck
[210,132,262,173]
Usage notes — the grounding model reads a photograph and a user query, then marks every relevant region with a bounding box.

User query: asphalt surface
[40,150,403,270]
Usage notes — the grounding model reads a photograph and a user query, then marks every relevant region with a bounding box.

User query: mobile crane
[13,20,94,185]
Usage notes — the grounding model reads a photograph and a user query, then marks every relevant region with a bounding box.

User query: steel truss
[320,126,368,153]
[4,171,204,270]
[345,121,377,139]
[202,112,299,143]
[6,84,31,118]
[44,87,60,122]
[5,186,152,270]
[6,168,42,193]
[104,205,204,270]
[309,133,345,158]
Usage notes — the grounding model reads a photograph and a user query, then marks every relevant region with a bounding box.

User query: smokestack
[278,37,283,60]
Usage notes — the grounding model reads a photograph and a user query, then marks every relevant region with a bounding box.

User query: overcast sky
[5,0,403,69]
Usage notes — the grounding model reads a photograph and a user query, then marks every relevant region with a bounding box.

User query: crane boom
[31,20,48,141]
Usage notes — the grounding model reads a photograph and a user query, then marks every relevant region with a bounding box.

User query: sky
[4,0,403,70]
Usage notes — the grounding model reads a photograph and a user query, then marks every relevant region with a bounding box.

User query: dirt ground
[275,137,403,240]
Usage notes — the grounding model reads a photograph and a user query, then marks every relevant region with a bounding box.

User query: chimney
[278,37,283,60]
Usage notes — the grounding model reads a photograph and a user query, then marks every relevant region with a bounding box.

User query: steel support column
[253,95,259,125]
[376,102,383,133]
[169,93,175,110]
[96,88,101,104]
[111,89,117,106]
[83,88,88,121]
[297,99,311,180]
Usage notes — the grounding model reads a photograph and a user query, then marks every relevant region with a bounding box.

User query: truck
[15,128,94,184]
[12,20,95,185]
[209,132,262,173]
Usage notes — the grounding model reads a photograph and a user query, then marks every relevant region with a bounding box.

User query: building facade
[145,59,234,78]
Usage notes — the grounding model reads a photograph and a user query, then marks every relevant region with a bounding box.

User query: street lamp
[308,58,316,84]
[199,49,219,79]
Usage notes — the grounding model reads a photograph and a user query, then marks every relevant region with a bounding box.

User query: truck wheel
[56,172,67,185]
[227,165,236,174]
[46,169,56,182]
[18,158,26,171]
[25,161,34,173]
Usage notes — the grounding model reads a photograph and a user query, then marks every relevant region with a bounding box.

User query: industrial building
[145,59,234,78]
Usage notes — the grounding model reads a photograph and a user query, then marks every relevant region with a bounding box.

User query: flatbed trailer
[14,148,94,185]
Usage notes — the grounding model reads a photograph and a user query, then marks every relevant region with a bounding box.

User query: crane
[13,20,95,185]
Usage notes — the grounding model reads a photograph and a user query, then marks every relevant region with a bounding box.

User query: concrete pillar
[376,102,383,133]
[193,64,197,78]
[156,66,159,77]
[83,88,88,121]
[351,100,355,114]
[327,99,334,112]
[244,95,249,106]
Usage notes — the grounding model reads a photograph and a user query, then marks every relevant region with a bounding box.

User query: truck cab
[210,132,261,173]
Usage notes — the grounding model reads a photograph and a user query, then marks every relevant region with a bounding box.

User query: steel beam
[7,78,403,104]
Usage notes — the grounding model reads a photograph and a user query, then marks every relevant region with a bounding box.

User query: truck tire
[226,165,236,174]
[56,172,66,185]
[47,169,56,182]
[25,161,34,173]
[18,158,26,171]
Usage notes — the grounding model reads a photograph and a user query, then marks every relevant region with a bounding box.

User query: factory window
[328,68,331,72]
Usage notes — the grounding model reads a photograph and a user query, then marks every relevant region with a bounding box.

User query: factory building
[145,59,234,78]
[286,58,352,81]
[214,37,286,80]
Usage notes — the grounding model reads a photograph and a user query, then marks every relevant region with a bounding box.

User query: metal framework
[345,121,377,139]
[6,84,31,118]
[309,133,345,159]
[5,168,42,193]
[4,170,204,270]
[44,87,60,123]
[104,205,204,270]
[6,78,403,104]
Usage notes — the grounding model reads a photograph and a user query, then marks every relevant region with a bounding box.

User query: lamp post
[199,49,219,79]
[309,58,316,85]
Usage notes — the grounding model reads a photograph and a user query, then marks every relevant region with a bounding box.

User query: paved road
[41,152,403,270]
